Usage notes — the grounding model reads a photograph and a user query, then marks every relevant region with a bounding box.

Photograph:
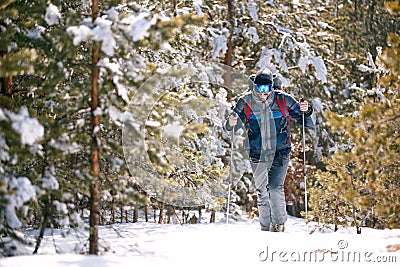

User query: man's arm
[287,95,315,129]
[224,98,245,132]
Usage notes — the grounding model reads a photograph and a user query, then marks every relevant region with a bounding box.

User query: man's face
[255,83,272,101]
[257,91,271,101]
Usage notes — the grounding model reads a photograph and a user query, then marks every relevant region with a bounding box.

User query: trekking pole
[300,98,308,233]
[226,128,234,225]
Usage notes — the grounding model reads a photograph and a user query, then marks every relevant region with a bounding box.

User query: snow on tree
[44,3,61,26]
[0,0,399,258]
[4,107,44,146]
[309,29,400,229]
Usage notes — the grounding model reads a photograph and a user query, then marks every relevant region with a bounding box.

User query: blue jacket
[225,90,314,160]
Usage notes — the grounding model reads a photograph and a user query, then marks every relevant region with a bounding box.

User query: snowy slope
[3,216,399,267]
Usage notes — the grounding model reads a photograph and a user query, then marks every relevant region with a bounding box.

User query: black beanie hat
[254,70,273,85]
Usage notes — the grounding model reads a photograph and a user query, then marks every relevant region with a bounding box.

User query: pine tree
[308,0,399,230]
[1,0,49,255]
[1,0,197,253]
[1,3,399,258]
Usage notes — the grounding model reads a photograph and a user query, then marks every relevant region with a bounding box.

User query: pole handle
[226,129,234,225]
[301,100,308,232]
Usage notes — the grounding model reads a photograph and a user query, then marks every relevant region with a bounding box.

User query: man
[225,69,314,232]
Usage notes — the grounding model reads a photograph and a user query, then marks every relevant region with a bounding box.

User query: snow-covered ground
[2,215,399,267]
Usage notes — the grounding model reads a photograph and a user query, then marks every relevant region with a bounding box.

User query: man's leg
[251,161,272,231]
[268,151,290,230]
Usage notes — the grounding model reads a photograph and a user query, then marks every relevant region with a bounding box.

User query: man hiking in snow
[225,69,314,232]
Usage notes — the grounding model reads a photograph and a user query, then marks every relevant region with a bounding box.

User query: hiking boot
[269,223,285,232]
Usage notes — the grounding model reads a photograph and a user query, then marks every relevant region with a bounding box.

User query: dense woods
[0,0,398,255]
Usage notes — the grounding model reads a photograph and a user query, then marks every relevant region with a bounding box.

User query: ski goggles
[255,83,272,94]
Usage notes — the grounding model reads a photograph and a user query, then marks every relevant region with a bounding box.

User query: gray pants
[251,150,290,231]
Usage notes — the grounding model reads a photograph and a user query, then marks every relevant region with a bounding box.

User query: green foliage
[379,32,399,87]
[310,97,400,229]
[143,87,230,208]
[1,1,221,246]
[309,0,400,230]
[0,2,399,257]
[309,165,355,230]
[284,142,316,209]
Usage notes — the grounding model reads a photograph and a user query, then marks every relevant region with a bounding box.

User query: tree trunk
[120,205,123,223]
[111,199,115,224]
[89,0,100,255]
[181,209,186,224]
[334,200,339,232]
[223,0,234,102]
[3,76,12,95]
[210,210,216,223]
[133,204,139,223]
[144,204,148,222]
[349,173,361,234]
[33,195,51,254]
[158,203,165,224]
[100,211,104,226]
[198,206,202,223]
[1,76,13,110]
[171,0,177,17]
[184,209,190,223]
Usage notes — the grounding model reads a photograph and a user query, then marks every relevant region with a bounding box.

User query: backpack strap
[276,93,292,145]
[276,98,286,117]
[276,93,290,118]
[242,100,252,149]
[244,100,252,121]
[276,97,286,118]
